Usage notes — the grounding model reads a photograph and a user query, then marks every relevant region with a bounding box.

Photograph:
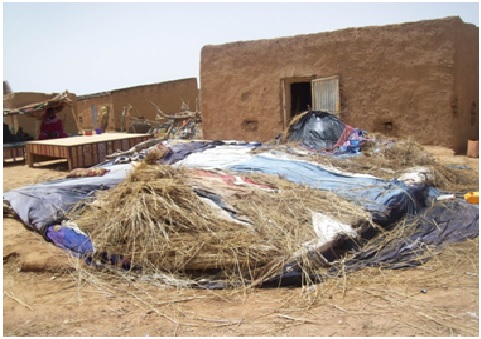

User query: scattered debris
[2,111,478,289]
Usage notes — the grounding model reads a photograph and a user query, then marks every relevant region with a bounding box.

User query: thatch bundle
[70,162,371,284]
[303,136,477,193]
[268,111,477,193]
[67,127,476,288]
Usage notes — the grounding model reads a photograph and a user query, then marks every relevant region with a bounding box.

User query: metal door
[312,76,340,113]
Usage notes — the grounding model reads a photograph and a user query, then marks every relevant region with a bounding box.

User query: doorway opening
[290,82,312,118]
[282,77,313,126]
[281,75,340,130]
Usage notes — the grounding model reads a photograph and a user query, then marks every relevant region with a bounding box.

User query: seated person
[39,107,68,140]
[15,127,34,141]
[3,123,15,143]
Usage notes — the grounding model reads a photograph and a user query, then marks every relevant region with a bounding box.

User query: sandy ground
[2,147,479,337]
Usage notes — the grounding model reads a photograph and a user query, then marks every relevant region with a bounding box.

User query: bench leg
[27,153,35,167]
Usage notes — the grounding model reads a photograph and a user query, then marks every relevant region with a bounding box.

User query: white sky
[2,1,479,95]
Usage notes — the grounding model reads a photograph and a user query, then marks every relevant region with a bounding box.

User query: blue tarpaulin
[227,154,427,225]
[45,225,94,258]
[328,199,479,274]
[3,164,132,231]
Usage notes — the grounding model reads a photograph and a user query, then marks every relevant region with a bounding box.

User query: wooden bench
[25,133,153,171]
[3,142,26,162]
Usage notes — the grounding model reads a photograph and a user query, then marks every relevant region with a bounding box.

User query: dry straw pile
[58,123,478,335]
[70,161,371,286]
[69,131,477,288]
[288,134,478,193]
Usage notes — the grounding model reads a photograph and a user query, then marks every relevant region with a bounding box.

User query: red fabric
[39,112,68,140]
[333,124,355,148]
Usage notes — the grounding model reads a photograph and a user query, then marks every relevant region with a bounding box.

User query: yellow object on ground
[464,192,479,204]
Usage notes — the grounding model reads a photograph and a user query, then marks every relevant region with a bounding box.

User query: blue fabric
[229,155,426,224]
[46,225,94,258]
[328,199,479,274]
[3,141,26,147]
[3,164,132,231]
[260,199,479,285]
[3,141,478,288]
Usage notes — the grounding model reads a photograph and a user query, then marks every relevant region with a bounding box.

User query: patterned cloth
[67,167,110,178]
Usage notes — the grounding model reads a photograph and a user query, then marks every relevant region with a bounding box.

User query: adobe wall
[200,17,478,151]
[76,78,198,131]
[3,92,55,109]
[75,94,114,131]
[3,92,79,138]
[452,20,479,154]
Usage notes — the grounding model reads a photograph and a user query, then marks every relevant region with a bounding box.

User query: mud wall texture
[452,21,479,153]
[76,78,198,131]
[200,17,478,153]
[75,94,114,132]
[3,92,79,138]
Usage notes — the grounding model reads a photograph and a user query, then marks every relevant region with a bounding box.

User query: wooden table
[25,133,152,170]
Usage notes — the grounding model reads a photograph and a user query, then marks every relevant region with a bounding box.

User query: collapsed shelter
[200,16,478,154]
[76,78,198,132]
[3,91,79,138]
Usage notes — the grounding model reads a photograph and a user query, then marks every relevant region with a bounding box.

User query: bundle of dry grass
[304,135,478,192]
[69,162,371,285]
[269,116,477,192]
[308,136,434,176]
[327,197,479,280]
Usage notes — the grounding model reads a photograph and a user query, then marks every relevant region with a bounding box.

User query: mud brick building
[76,78,198,132]
[200,16,478,153]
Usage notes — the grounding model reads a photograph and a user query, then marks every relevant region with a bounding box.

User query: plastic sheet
[3,141,478,288]
[228,154,426,225]
[3,164,132,231]
[328,200,479,274]
[287,111,348,149]
[45,225,94,258]
[161,140,225,165]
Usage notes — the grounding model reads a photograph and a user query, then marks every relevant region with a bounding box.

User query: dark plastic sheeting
[328,199,479,274]
[287,111,347,149]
